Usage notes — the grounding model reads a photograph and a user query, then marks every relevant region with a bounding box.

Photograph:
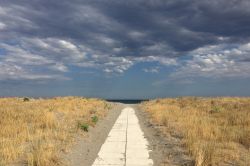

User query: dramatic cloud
[172,43,250,79]
[0,0,250,81]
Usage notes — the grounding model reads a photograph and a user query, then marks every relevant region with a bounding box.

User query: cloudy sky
[1,0,250,98]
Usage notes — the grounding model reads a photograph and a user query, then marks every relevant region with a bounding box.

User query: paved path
[92,107,153,166]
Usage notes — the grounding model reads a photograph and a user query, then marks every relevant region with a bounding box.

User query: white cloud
[143,67,159,73]
[0,43,53,66]
[171,43,250,79]
[97,35,117,46]
[90,55,134,74]
[0,22,6,30]
[137,56,178,66]
[0,62,67,80]
[59,40,78,50]
[73,5,122,32]
[21,38,86,62]
[0,36,138,80]
[128,31,146,39]
[0,38,80,80]
[50,63,68,72]
[0,5,39,34]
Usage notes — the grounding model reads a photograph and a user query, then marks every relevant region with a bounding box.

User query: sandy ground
[65,103,194,166]
[134,104,194,166]
[64,103,125,165]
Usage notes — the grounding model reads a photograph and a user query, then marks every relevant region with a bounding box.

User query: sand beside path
[65,103,193,166]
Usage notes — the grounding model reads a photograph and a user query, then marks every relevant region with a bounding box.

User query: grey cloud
[0,0,250,80]
[2,0,246,54]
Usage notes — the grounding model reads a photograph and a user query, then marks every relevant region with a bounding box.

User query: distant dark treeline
[106,99,148,104]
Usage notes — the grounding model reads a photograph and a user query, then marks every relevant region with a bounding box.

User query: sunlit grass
[141,97,250,166]
[0,97,110,165]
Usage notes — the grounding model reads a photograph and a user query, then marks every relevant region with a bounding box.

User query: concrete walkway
[92,107,153,166]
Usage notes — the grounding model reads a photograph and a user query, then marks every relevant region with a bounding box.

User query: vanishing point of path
[92,107,153,166]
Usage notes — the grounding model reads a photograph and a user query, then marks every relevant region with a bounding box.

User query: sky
[1,0,250,99]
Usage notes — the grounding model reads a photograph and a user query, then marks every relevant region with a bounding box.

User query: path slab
[92,107,153,166]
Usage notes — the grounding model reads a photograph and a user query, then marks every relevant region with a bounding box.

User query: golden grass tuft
[0,97,110,165]
[141,97,250,166]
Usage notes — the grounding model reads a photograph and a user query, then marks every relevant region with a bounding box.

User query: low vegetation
[0,97,110,166]
[141,97,250,166]
[91,115,99,124]
[78,122,89,132]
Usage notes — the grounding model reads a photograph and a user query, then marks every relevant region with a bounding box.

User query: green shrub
[23,97,30,102]
[91,115,98,124]
[78,122,89,132]
[81,123,89,132]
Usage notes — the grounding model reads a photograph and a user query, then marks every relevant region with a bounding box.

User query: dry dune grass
[0,97,110,166]
[141,97,250,166]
